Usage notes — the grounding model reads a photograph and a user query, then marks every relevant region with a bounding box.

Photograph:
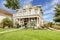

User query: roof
[0,9,13,16]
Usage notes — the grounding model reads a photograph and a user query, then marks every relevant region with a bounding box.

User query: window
[23,9,26,14]
[29,9,31,13]
[35,8,38,14]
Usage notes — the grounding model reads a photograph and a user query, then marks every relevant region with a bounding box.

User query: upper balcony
[16,4,43,17]
[16,9,42,16]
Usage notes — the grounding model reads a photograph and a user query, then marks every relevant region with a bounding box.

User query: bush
[1,18,13,28]
[30,21,36,28]
[44,22,53,29]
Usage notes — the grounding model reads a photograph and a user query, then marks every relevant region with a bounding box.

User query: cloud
[44,12,54,22]
[44,8,55,14]
[23,0,33,4]
[51,0,60,5]
[43,0,60,10]
[43,0,60,19]
[21,0,33,6]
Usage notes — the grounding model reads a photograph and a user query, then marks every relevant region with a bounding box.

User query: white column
[39,17,41,27]
[29,18,30,27]
[13,18,15,26]
[19,19,20,25]
[37,17,39,27]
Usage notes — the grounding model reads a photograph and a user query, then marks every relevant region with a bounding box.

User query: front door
[24,18,28,28]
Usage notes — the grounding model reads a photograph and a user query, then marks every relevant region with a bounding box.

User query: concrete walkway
[0,27,25,34]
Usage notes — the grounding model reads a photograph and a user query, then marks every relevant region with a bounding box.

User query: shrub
[30,21,36,29]
[1,18,13,28]
[44,22,53,29]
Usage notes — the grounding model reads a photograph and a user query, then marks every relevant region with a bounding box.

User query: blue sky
[0,0,60,22]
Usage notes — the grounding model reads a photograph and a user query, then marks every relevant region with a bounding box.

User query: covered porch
[16,17,41,28]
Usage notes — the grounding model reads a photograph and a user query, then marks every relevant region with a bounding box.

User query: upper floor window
[29,9,31,13]
[23,9,26,13]
[35,8,38,13]
[40,9,42,11]
[29,8,32,13]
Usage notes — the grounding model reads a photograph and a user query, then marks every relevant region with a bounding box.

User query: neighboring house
[13,4,43,28]
[0,9,13,27]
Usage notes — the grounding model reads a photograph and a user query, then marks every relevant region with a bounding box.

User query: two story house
[13,4,43,28]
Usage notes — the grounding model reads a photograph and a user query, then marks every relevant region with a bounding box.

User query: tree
[4,0,20,27]
[4,0,20,10]
[1,18,13,28]
[53,4,60,23]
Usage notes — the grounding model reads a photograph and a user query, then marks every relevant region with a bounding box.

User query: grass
[0,28,15,32]
[0,29,60,40]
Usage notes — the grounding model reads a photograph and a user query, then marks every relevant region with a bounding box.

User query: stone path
[0,27,25,34]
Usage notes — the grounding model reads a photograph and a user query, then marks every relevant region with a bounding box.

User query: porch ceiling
[15,15,39,19]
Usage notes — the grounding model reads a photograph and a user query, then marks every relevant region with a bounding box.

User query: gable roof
[0,9,13,16]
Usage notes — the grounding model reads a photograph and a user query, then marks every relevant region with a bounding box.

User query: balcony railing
[17,12,40,16]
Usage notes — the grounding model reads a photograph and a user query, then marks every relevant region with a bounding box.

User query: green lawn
[0,28,15,32]
[0,29,60,40]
